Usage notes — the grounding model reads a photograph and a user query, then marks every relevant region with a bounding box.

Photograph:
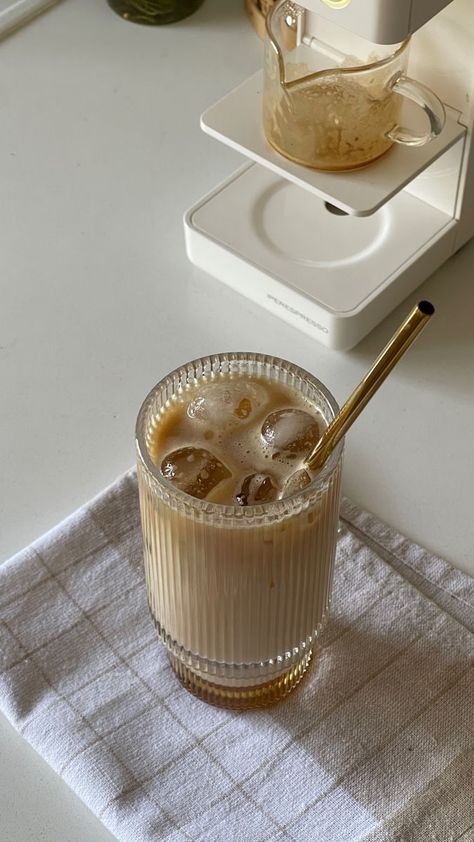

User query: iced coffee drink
[136,353,343,708]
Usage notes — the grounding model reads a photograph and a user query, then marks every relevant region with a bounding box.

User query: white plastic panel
[410,0,457,35]
[185,165,456,348]
[407,0,474,124]
[404,0,474,245]
[201,72,465,217]
[405,137,463,215]
[187,164,452,313]
[302,0,454,43]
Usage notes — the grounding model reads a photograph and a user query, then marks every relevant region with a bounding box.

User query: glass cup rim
[135,352,344,522]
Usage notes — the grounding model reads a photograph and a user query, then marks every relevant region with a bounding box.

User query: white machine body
[185,0,474,349]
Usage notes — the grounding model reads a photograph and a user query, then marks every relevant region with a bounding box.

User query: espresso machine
[184,0,473,349]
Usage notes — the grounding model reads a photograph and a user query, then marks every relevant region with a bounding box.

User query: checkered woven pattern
[1,470,473,842]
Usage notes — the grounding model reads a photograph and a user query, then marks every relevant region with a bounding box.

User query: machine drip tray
[201,71,465,217]
[184,164,455,349]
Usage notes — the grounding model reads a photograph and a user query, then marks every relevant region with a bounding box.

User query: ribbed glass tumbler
[135,353,343,709]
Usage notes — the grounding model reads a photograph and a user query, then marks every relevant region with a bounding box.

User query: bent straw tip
[418,300,435,316]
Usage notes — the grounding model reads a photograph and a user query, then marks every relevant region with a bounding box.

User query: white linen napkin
[1,469,473,842]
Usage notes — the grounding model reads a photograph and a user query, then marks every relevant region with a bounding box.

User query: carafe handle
[386,74,446,147]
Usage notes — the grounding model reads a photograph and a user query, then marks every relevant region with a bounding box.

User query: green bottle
[107,0,205,26]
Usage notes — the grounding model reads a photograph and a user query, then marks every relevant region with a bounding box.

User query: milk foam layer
[150,374,326,505]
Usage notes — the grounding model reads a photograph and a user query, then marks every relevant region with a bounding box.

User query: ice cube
[235,473,278,506]
[281,469,311,499]
[261,409,321,455]
[160,447,231,500]
[187,381,268,425]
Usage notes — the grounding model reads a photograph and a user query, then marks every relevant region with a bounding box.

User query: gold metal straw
[305,300,435,472]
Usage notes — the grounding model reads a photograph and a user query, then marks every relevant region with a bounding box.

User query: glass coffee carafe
[263,0,446,171]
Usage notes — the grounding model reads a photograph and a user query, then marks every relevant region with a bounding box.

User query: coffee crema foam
[149,373,326,505]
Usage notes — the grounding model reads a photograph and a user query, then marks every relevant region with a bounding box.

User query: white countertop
[1,0,473,838]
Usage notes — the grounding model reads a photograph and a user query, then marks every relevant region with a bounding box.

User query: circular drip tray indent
[253,180,390,269]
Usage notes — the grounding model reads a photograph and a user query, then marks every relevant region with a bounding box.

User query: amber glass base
[169,650,314,709]
[107,0,205,26]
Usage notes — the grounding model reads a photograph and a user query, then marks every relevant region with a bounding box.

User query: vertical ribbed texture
[138,459,341,680]
[136,353,343,702]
